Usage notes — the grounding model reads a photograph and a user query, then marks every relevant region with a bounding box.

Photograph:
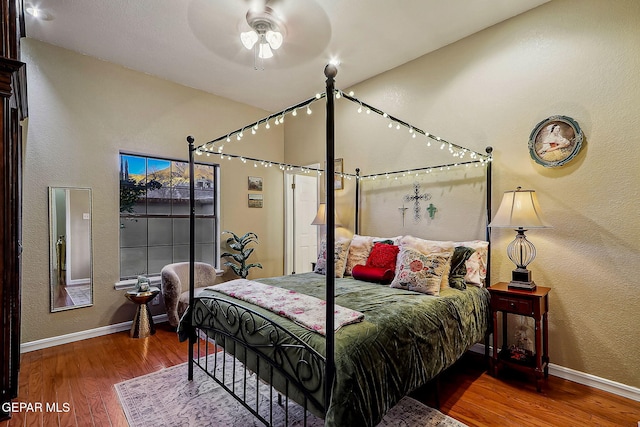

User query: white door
[284,168,319,274]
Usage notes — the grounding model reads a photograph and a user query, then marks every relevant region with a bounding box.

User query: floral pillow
[454,240,489,287]
[390,247,452,296]
[397,236,455,289]
[314,239,351,278]
[449,246,476,290]
[366,242,399,270]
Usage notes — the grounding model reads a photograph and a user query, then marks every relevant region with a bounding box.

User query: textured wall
[20,0,640,390]
[21,39,285,342]
[286,0,640,389]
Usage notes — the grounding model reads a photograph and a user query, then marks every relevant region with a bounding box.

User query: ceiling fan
[240,0,287,69]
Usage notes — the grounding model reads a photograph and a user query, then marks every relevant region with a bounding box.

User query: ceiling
[24,0,549,112]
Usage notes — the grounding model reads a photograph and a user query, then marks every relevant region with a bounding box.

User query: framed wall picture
[334,158,343,190]
[528,115,583,167]
[248,193,263,208]
[248,176,263,191]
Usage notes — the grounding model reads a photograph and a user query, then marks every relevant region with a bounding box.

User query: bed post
[187,135,196,381]
[485,146,493,287]
[355,168,360,234]
[324,63,338,414]
[484,146,493,361]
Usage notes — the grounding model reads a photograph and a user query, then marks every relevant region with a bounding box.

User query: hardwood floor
[2,324,639,426]
[414,352,640,426]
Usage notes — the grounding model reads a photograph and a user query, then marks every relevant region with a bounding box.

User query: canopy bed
[180,64,494,426]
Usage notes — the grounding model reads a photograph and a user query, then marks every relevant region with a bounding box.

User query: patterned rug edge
[115,355,467,427]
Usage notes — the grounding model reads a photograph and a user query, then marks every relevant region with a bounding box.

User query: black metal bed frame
[190,295,325,425]
[185,65,494,425]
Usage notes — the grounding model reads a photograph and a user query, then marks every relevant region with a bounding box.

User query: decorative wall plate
[528,115,583,167]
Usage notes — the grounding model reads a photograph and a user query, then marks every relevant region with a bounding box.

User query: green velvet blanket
[186,272,490,426]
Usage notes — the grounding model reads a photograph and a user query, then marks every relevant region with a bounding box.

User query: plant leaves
[245,263,262,270]
[242,248,255,259]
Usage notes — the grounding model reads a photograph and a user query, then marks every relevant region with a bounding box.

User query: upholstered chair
[161,262,221,327]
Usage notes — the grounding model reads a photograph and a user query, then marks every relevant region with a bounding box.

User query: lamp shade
[489,187,551,229]
[311,203,343,227]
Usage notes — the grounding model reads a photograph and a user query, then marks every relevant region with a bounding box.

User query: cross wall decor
[404,182,431,222]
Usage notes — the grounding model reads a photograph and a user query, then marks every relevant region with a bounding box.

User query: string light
[206,148,489,183]
[335,92,488,162]
[195,91,488,166]
[191,90,492,181]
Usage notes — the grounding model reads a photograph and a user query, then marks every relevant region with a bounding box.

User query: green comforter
[187,272,490,426]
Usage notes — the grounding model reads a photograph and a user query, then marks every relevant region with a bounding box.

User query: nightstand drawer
[492,296,533,315]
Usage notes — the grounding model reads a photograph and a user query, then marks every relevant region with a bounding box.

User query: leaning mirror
[49,187,93,311]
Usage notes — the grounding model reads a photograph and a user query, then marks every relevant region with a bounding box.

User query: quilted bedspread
[185,272,490,427]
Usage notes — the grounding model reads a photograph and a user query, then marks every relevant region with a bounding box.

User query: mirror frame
[49,187,93,312]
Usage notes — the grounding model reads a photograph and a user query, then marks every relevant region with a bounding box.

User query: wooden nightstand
[489,282,550,391]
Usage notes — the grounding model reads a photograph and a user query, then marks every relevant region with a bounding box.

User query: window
[119,153,218,279]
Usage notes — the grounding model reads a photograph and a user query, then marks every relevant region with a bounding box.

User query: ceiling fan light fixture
[240,30,259,49]
[265,30,283,50]
[241,6,285,67]
[258,40,273,59]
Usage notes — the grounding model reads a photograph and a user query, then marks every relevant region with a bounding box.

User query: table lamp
[489,187,551,290]
[311,202,343,227]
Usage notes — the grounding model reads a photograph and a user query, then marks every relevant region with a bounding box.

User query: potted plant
[221,231,263,279]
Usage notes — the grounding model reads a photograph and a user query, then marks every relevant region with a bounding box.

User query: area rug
[115,353,466,427]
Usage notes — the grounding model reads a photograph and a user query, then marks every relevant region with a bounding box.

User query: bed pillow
[454,240,489,287]
[351,265,395,284]
[366,242,400,270]
[372,236,402,245]
[344,235,402,275]
[449,246,476,290]
[390,247,452,296]
[344,234,375,276]
[397,236,455,289]
[314,239,351,278]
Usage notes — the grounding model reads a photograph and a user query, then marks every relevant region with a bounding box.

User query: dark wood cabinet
[1,0,27,421]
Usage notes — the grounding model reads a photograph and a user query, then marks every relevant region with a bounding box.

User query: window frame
[118,151,220,281]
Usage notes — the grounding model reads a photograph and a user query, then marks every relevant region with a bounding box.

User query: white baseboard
[469,343,640,403]
[20,314,169,353]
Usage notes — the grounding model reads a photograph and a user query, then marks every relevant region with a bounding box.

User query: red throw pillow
[352,265,395,284]
[366,243,400,270]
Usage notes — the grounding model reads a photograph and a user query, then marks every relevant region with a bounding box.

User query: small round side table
[125,286,160,338]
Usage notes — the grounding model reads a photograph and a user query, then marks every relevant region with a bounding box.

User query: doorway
[284,166,320,275]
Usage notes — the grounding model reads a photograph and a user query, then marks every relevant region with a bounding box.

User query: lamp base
[508,280,537,291]
[508,268,536,290]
